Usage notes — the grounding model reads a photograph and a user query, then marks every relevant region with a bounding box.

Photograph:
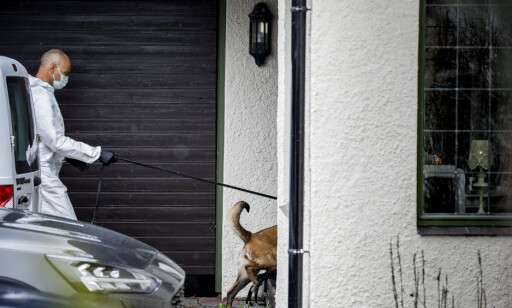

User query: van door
[6,76,40,212]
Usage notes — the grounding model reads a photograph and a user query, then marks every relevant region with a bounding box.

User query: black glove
[99,150,118,166]
[65,158,89,172]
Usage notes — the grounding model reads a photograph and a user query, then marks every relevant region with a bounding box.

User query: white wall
[222,0,278,299]
[276,0,292,306]
[277,0,512,307]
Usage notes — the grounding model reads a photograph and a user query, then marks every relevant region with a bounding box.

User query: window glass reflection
[423,2,512,215]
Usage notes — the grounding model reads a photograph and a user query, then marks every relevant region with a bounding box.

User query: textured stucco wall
[222,0,278,298]
[276,0,291,306]
[277,0,512,307]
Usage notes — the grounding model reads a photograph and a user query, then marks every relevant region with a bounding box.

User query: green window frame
[418,0,512,232]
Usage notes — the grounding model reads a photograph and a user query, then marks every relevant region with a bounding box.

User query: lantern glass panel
[265,22,269,50]
[257,22,265,43]
[251,22,257,50]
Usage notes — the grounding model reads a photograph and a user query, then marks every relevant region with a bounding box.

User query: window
[419,0,512,230]
[7,76,38,174]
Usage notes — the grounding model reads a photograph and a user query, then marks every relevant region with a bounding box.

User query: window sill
[418,226,512,236]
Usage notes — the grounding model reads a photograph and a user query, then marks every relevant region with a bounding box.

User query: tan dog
[226,201,277,307]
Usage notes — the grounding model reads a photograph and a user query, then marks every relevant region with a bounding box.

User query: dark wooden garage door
[0,0,217,293]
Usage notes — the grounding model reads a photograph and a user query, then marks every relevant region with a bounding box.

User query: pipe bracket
[290,6,310,13]
[288,249,310,255]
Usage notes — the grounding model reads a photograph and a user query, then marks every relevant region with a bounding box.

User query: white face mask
[53,66,69,90]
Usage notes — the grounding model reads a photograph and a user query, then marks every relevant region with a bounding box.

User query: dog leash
[91,164,106,224]
[91,157,277,224]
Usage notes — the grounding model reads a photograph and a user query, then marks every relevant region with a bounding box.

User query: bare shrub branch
[390,241,399,308]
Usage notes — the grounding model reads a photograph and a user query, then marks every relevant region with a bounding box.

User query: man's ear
[49,62,57,73]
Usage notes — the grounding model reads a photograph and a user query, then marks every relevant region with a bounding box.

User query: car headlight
[46,255,161,294]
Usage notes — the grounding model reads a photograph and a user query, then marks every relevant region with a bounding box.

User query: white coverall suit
[29,75,101,220]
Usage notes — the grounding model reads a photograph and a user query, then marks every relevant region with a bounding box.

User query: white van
[0,56,40,212]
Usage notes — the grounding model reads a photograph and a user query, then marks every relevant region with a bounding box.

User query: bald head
[40,49,70,70]
[36,49,71,86]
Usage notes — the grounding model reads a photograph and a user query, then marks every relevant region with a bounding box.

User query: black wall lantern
[249,3,272,66]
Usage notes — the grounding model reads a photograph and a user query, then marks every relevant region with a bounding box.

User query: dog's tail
[228,201,251,243]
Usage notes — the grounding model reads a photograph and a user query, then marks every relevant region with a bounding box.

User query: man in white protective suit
[29,49,118,220]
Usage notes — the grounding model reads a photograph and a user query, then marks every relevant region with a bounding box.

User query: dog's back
[245,226,277,269]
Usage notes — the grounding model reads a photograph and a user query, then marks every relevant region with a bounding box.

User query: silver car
[0,208,185,307]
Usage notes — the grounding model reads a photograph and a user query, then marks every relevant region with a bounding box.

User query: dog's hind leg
[244,262,264,306]
[226,251,252,307]
[227,274,250,307]
[246,273,266,306]
[245,262,262,285]
[246,285,255,306]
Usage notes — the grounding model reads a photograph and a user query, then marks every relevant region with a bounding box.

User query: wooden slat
[0,46,215,62]
[61,162,215,178]
[69,192,215,207]
[135,237,216,251]
[63,177,215,192]
[66,132,215,147]
[59,104,214,119]
[179,266,215,275]
[54,89,215,105]
[64,118,215,133]
[15,61,217,79]
[61,73,216,90]
[0,32,216,47]
[96,222,215,237]
[75,207,216,222]
[161,251,215,267]
[0,15,217,31]
[0,1,216,16]
[38,59,215,74]
[86,148,216,162]
[9,56,215,69]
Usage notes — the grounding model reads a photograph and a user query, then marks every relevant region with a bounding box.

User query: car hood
[0,209,157,269]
